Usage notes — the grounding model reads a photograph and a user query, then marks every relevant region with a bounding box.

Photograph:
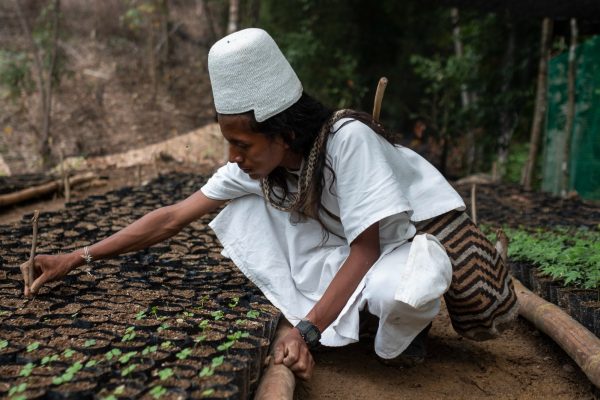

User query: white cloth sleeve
[200,162,262,201]
[328,123,413,244]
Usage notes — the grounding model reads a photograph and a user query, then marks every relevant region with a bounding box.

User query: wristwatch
[295,320,321,349]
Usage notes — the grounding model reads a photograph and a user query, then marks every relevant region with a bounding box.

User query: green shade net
[542,35,600,200]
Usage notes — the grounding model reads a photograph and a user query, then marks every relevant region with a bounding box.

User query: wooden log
[254,320,296,400]
[0,172,97,208]
[514,279,600,388]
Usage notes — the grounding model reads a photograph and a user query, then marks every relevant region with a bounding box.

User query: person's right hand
[20,253,77,297]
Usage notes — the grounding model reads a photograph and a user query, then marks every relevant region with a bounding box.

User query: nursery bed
[0,173,280,399]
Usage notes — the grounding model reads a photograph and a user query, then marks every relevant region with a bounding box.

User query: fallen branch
[0,172,96,208]
[254,320,296,400]
[514,279,600,388]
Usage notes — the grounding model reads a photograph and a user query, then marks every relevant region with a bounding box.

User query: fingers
[20,260,32,294]
[29,274,47,296]
[273,341,285,364]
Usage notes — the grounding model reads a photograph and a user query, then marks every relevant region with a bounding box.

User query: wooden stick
[254,320,296,400]
[470,183,477,225]
[372,77,388,122]
[27,210,40,288]
[514,279,600,388]
[0,172,96,208]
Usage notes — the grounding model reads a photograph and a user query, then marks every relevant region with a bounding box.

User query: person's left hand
[273,327,315,380]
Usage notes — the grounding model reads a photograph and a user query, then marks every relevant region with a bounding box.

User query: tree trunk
[450,7,476,174]
[497,14,517,180]
[521,17,553,190]
[227,0,239,34]
[561,18,578,197]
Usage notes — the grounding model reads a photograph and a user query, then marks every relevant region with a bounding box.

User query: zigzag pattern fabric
[416,211,519,341]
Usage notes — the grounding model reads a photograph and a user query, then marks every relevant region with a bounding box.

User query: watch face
[306,329,319,342]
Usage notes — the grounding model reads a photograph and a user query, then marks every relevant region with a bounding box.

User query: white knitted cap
[208,28,303,122]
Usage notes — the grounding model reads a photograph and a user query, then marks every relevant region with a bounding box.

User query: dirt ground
[1,163,598,400]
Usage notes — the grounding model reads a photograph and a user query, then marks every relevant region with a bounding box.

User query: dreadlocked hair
[245,92,398,231]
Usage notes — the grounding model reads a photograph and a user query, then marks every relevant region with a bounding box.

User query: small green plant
[84,360,98,368]
[135,310,147,320]
[217,331,249,352]
[246,310,260,319]
[199,356,224,378]
[157,367,173,380]
[118,351,138,364]
[8,383,27,399]
[19,363,35,377]
[194,334,206,344]
[105,348,123,361]
[41,354,59,365]
[228,296,240,308]
[176,347,192,360]
[120,363,138,377]
[122,326,137,342]
[0,339,8,350]
[202,389,215,397]
[83,339,97,348]
[211,310,224,321]
[157,323,170,333]
[62,348,75,358]
[151,306,159,318]
[198,319,209,330]
[52,361,83,385]
[26,342,40,352]
[142,345,158,356]
[100,385,125,400]
[149,385,167,399]
[182,311,194,318]
[160,341,172,350]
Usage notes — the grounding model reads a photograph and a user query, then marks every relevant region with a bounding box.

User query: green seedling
[228,297,240,308]
[84,360,98,368]
[52,361,83,385]
[8,383,27,397]
[121,326,136,342]
[157,367,173,380]
[142,345,158,356]
[182,311,194,318]
[151,306,159,318]
[160,341,172,349]
[105,348,122,361]
[194,335,206,344]
[83,339,97,347]
[199,366,214,377]
[19,363,35,377]
[100,385,125,400]
[212,355,224,368]
[26,341,40,352]
[246,310,260,319]
[149,385,167,399]
[198,320,209,330]
[176,347,192,360]
[157,323,170,333]
[120,363,138,377]
[41,354,59,365]
[135,310,147,320]
[202,389,215,397]
[118,351,138,364]
[0,339,8,350]
[62,348,75,358]
[211,310,224,321]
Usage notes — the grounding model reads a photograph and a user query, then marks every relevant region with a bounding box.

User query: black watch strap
[295,320,321,349]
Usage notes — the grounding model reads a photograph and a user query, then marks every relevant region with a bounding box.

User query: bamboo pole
[372,77,388,122]
[0,172,96,208]
[514,279,600,388]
